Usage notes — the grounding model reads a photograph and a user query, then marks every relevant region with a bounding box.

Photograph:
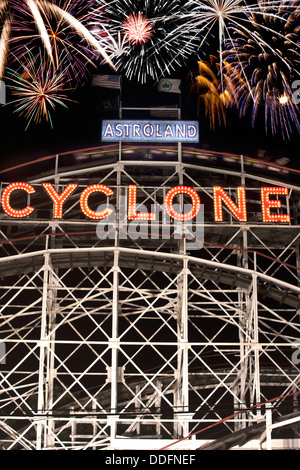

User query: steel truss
[0,146,299,450]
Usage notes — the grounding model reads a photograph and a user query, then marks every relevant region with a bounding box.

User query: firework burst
[187,55,235,129]
[222,0,300,139]
[95,0,201,83]
[170,1,299,80]
[6,49,74,129]
[101,30,131,61]
[122,12,153,45]
[0,0,114,80]
[11,0,110,82]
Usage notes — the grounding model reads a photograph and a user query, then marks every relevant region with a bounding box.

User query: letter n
[213,186,247,222]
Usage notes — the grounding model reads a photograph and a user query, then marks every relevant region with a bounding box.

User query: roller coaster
[0,142,299,450]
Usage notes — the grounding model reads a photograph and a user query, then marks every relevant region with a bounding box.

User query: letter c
[1,182,35,218]
[80,184,114,220]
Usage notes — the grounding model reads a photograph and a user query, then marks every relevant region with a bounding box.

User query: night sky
[0,63,300,173]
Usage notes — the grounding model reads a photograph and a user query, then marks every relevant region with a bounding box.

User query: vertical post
[237,156,252,429]
[174,106,189,435]
[155,382,162,436]
[115,163,122,248]
[236,227,249,430]
[237,294,248,431]
[296,244,300,337]
[135,385,141,435]
[46,174,59,447]
[177,90,182,191]
[294,244,300,438]
[181,258,190,436]
[265,403,273,450]
[118,76,122,162]
[240,155,245,186]
[175,258,190,437]
[45,276,57,448]
[110,249,120,443]
[36,253,50,449]
[252,258,261,417]
[54,154,59,179]
[70,407,76,447]
[235,156,252,430]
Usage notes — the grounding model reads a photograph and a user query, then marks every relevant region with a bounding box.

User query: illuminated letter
[164,186,200,221]
[155,124,162,137]
[261,187,290,223]
[42,183,78,219]
[133,124,141,137]
[165,125,174,138]
[115,124,123,137]
[80,184,114,220]
[213,186,247,222]
[143,124,154,138]
[187,125,197,138]
[1,182,35,218]
[103,123,114,138]
[128,185,156,221]
[175,124,185,138]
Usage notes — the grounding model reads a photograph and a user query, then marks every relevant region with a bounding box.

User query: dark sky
[0,68,299,173]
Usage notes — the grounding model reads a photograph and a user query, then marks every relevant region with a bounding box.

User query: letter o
[143,123,154,137]
[164,186,200,221]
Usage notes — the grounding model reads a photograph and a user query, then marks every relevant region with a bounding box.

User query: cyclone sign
[0,183,290,224]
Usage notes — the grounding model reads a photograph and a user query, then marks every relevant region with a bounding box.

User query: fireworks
[178,0,300,139]
[44,2,113,66]
[0,0,114,81]
[6,49,73,129]
[0,17,10,78]
[1,0,118,126]
[122,12,153,45]
[0,0,299,139]
[187,56,235,129]
[222,0,300,139]
[95,0,200,83]
[177,0,290,64]
[101,30,131,61]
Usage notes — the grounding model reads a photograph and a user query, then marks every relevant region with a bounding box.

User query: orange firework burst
[122,12,153,45]
[187,56,235,130]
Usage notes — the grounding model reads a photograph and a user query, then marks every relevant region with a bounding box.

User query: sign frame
[101,120,199,143]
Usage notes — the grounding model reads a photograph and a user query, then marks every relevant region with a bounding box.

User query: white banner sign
[101,120,199,142]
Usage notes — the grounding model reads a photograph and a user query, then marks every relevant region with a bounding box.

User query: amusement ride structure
[0,85,299,450]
